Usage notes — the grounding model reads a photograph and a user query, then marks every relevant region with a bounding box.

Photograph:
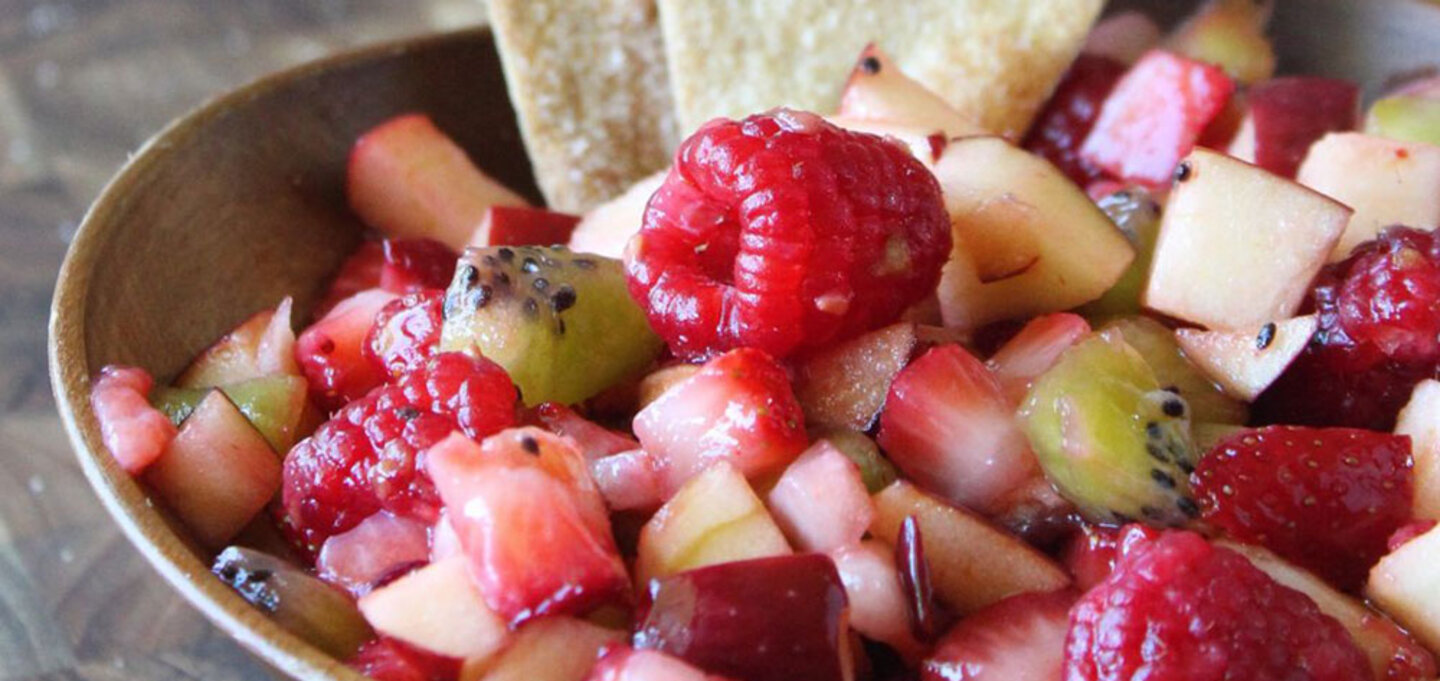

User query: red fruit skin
[348,637,460,681]
[367,289,445,379]
[318,241,386,317]
[625,108,951,360]
[1079,50,1235,186]
[379,239,460,294]
[1061,524,1160,591]
[480,205,582,247]
[1194,426,1413,592]
[1021,53,1128,187]
[90,365,177,474]
[296,288,397,413]
[1065,530,1371,681]
[1245,77,1360,179]
[1390,519,1439,552]
[533,402,639,461]
[921,589,1076,681]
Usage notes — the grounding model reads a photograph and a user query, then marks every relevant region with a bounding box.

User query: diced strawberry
[317,510,432,597]
[1061,524,1161,591]
[986,313,1091,405]
[471,205,582,248]
[922,589,1076,681]
[348,637,461,681]
[90,365,177,474]
[765,440,874,553]
[295,288,397,412]
[318,241,386,317]
[1022,53,1128,187]
[378,239,459,295]
[534,402,639,462]
[831,540,925,659]
[587,647,735,681]
[877,344,1037,514]
[425,430,629,626]
[1079,50,1235,186]
[429,512,461,563]
[589,449,667,511]
[632,348,807,497]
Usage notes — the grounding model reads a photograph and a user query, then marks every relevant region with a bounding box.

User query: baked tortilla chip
[489,0,680,212]
[656,0,1104,139]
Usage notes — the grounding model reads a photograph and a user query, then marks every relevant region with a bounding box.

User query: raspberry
[1193,426,1414,592]
[625,109,950,360]
[1065,530,1370,681]
[1335,227,1440,362]
[367,289,445,378]
[1021,53,1127,187]
[281,352,517,553]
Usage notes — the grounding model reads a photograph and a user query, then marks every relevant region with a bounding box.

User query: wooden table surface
[0,2,486,679]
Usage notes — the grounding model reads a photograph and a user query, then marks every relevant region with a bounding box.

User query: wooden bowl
[46,5,1440,681]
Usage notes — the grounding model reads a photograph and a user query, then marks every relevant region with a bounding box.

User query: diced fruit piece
[213,546,374,660]
[921,590,1075,681]
[877,344,1036,513]
[295,288,397,412]
[1223,541,1438,681]
[350,638,462,681]
[1061,524,1161,591]
[154,374,315,454]
[426,430,627,625]
[632,348,807,496]
[634,554,851,681]
[430,512,461,563]
[1226,77,1359,179]
[569,172,665,260]
[837,43,982,139]
[177,299,299,388]
[347,113,529,252]
[459,615,621,681]
[1367,523,1440,657]
[987,313,1091,405]
[1396,379,1440,521]
[766,441,874,553]
[358,556,509,660]
[1021,54,1128,187]
[1194,425,1414,591]
[870,481,1071,615]
[91,365,176,474]
[625,110,950,360]
[1067,530,1371,681]
[1079,50,1234,186]
[635,462,791,585]
[470,206,581,249]
[366,289,445,379]
[145,392,281,548]
[831,541,924,659]
[1366,76,1440,147]
[589,449,666,512]
[1019,330,1199,526]
[440,246,661,406]
[1166,0,1276,85]
[1082,10,1162,64]
[1103,316,1248,424]
[1144,148,1352,330]
[586,648,731,681]
[635,363,700,411]
[533,403,637,461]
[1078,187,1163,318]
[320,241,386,317]
[826,116,950,169]
[1297,133,1440,260]
[317,510,431,598]
[378,239,461,294]
[1175,315,1317,401]
[818,429,899,494]
[934,136,1135,329]
[793,322,917,432]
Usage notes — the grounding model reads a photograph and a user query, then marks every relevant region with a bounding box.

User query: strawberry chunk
[587,647,736,681]
[533,402,639,462]
[348,637,460,681]
[377,239,459,295]
[318,241,386,317]
[90,365,177,474]
[986,312,1091,405]
[295,288,397,412]
[473,205,582,248]
[1021,53,1128,187]
[922,589,1075,681]
[1193,425,1414,591]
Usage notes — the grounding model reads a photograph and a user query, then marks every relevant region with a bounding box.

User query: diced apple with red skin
[469,206,581,249]
[766,441,875,553]
[632,348,807,497]
[533,402,638,462]
[590,449,667,512]
[1144,148,1352,331]
[152,373,317,454]
[1368,524,1440,661]
[1225,541,1438,681]
[870,481,1071,615]
[348,113,529,252]
[1082,10,1161,65]
[1226,77,1359,179]
[143,391,282,548]
[635,554,852,681]
[459,615,622,681]
[1395,380,1440,521]
[176,297,299,388]
[635,462,791,585]
[876,344,1037,515]
[359,555,509,660]
[934,136,1135,329]
[792,322,917,432]
[1296,133,1440,261]
[1366,76,1440,147]
[837,43,983,139]
[295,288,397,412]
[426,430,629,626]
[986,313,1091,405]
[920,589,1076,681]
[831,540,925,659]
[1174,315,1317,401]
[1166,0,1276,85]
[586,648,734,681]
[91,365,176,474]
[1079,50,1234,186]
[569,171,665,260]
[317,510,431,597]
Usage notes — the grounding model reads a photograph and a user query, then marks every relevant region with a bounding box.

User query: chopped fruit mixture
[88,4,1440,680]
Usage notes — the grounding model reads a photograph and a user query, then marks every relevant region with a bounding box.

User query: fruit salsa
[89,2,1440,681]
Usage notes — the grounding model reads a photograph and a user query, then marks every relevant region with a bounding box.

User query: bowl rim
[48,27,499,681]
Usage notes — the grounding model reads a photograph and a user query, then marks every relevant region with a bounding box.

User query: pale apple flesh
[1394,379,1440,521]
[1295,132,1440,261]
[837,43,984,139]
[357,556,509,660]
[1175,315,1318,401]
[1366,524,1440,656]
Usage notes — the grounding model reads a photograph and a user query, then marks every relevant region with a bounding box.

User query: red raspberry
[625,109,951,360]
[1021,54,1127,187]
[367,289,445,378]
[380,238,460,294]
[281,352,517,553]
[1066,530,1370,681]
[348,637,460,681]
[1335,227,1440,362]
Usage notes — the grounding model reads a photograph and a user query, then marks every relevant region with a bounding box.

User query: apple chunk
[469,205,581,249]
[1394,379,1440,521]
[792,322,917,432]
[1226,77,1359,179]
[1175,315,1317,401]
[569,171,665,260]
[1366,524,1440,655]
[933,136,1134,329]
[1366,76,1440,147]
[459,615,622,681]
[1143,148,1352,331]
[837,43,982,139]
[358,556,509,660]
[1296,132,1440,260]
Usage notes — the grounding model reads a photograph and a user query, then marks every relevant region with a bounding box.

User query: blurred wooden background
[0,2,485,679]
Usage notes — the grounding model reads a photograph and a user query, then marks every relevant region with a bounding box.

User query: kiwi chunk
[1102,317,1248,425]
[1080,188,1163,319]
[212,546,373,659]
[152,374,316,454]
[1019,330,1199,527]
